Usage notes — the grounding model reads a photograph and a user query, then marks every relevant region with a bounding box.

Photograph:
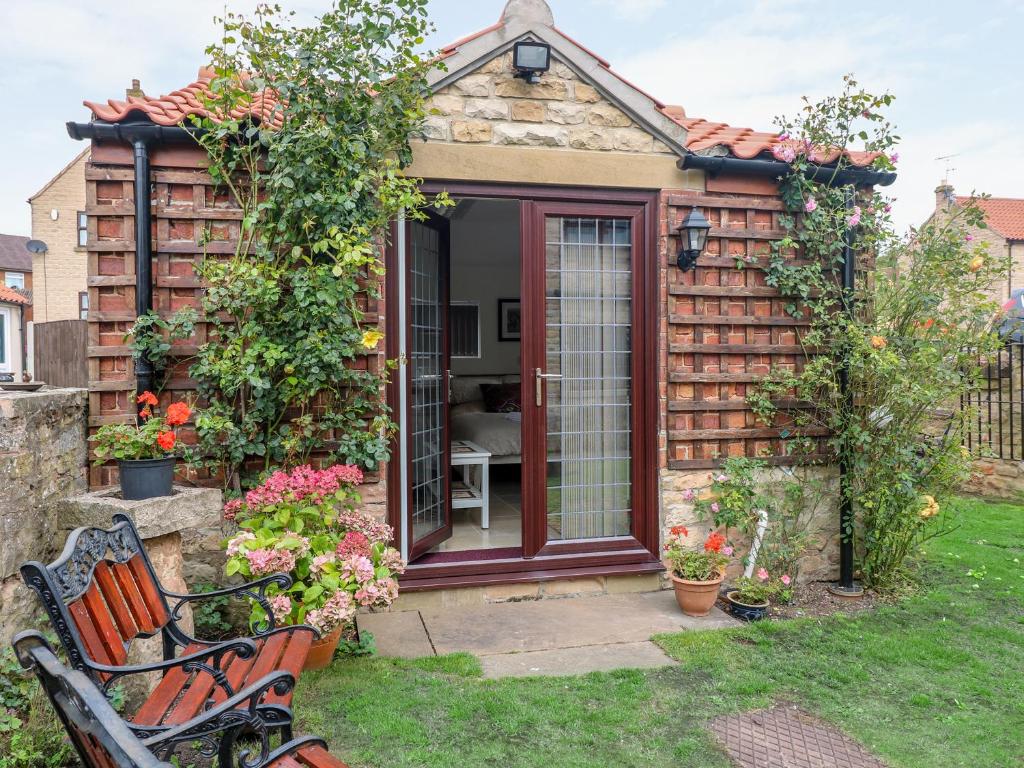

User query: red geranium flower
[670,525,689,537]
[137,391,158,407]
[156,431,176,451]
[704,531,726,553]
[139,406,152,419]
[165,402,191,427]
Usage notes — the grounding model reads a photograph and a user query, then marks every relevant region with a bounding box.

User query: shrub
[1,641,75,768]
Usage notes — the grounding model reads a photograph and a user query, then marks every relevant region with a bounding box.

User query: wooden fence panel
[33,319,88,388]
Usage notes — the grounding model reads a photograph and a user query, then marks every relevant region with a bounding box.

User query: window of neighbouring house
[449,301,480,359]
[77,211,88,247]
[79,292,89,320]
[4,272,24,290]
[0,307,9,370]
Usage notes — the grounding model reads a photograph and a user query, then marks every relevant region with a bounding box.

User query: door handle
[534,368,563,407]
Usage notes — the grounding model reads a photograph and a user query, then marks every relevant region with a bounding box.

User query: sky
[1,0,1022,239]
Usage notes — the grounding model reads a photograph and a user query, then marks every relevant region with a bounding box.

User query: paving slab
[480,640,675,678]
[710,705,888,768]
[420,591,738,656]
[357,610,434,658]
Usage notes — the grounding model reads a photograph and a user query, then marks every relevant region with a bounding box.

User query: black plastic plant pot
[118,457,175,500]
[726,591,770,622]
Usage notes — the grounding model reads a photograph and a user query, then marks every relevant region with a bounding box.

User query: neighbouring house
[927,182,1024,304]
[66,0,895,597]
[0,233,32,380]
[28,148,90,323]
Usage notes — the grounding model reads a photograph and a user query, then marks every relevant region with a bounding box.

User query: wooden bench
[13,631,348,768]
[20,513,317,744]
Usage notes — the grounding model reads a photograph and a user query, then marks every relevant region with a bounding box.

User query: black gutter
[679,153,897,188]
[67,121,201,416]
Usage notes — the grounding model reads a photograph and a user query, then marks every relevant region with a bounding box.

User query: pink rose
[722,546,734,557]
[710,502,720,513]
[847,206,862,228]
[682,488,696,501]
[965,234,974,242]
[804,197,817,213]
[715,474,728,483]
[757,567,769,581]
[781,574,792,586]
[883,203,892,213]
[889,152,899,164]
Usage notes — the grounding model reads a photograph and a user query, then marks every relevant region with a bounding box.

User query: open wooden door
[406,213,453,559]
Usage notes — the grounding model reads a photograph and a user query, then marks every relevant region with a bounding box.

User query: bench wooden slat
[209,647,260,706]
[272,755,305,768]
[126,555,169,627]
[244,631,290,683]
[110,562,158,634]
[292,744,350,768]
[80,583,128,666]
[94,562,138,642]
[69,597,120,668]
[130,643,204,726]
[264,630,314,706]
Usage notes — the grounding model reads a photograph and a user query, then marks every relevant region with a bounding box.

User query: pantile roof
[0,234,31,273]
[0,284,30,305]
[956,196,1024,241]
[77,2,880,169]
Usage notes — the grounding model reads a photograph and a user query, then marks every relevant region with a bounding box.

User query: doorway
[387,185,660,583]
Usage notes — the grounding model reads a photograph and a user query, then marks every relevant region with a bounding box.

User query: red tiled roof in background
[80,21,878,168]
[0,285,30,305]
[956,196,1024,241]
[0,234,31,273]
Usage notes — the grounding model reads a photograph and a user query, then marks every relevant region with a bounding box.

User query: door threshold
[399,554,663,592]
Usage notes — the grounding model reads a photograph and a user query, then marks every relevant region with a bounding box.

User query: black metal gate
[963,341,1024,460]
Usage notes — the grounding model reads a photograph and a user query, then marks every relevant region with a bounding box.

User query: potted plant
[725,569,793,621]
[91,392,190,500]
[222,463,405,670]
[663,527,730,617]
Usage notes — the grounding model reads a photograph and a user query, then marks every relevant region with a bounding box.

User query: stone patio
[356,589,738,678]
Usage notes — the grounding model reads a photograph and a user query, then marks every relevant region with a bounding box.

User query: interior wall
[449,198,521,376]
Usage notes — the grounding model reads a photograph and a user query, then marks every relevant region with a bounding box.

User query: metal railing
[963,341,1024,460]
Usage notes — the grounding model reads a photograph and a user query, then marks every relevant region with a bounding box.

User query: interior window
[4,272,24,290]
[449,302,480,358]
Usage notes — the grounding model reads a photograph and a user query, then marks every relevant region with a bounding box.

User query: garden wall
[0,387,88,646]
[964,356,1024,499]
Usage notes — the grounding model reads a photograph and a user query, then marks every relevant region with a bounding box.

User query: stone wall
[423,51,676,156]
[964,356,1024,499]
[0,387,88,645]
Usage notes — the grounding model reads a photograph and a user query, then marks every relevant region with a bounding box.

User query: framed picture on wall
[498,299,521,342]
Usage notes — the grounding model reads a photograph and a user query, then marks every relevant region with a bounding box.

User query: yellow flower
[870,335,887,350]
[968,255,985,273]
[919,495,939,519]
[360,329,384,350]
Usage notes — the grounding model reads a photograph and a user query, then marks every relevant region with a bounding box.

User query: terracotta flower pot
[670,572,725,617]
[303,625,343,671]
[725,590,770,622]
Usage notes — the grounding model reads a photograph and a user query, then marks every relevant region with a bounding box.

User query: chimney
[935,182,955,210]
[125,78,144,99]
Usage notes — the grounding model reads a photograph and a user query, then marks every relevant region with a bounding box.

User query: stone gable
[424,51,676,156]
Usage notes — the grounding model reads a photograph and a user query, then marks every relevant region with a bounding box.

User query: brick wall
[30,150,89,323]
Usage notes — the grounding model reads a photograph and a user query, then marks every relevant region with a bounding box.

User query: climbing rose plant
[176,0,447,489]
[224,464,404,633]
[747,75,1010,590]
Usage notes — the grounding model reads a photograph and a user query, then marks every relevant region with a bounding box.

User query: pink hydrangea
[269,594,292,624]
[337,531,371,558]
[380,548,406,575]
[226,531,256,556]
[245,547,297,577]
[241,464,365,511]
[335,509,394,545]
[306,590,355,633]
[310,552,337,575]
[341,554,375,584]
[223,499,243,521]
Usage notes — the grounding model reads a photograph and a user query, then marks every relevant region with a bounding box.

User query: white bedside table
[451,439,491,529]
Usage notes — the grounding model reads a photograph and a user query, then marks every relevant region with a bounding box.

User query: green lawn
[295,497,1024,767]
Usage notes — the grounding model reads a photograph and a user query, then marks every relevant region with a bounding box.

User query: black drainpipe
[680,151,893,595]
[67,121,200,418]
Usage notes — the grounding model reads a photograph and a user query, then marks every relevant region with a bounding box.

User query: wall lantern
[513,41,551,84]
[676,206,711,272]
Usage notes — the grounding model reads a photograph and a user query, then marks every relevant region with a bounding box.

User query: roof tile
[0,284,30,305]
[0,234,31,273]
[956,196,1024,241]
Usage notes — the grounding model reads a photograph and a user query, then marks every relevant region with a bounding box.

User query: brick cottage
[68,0,894,597]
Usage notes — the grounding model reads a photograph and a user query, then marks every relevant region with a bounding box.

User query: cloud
[591,0,667,21]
